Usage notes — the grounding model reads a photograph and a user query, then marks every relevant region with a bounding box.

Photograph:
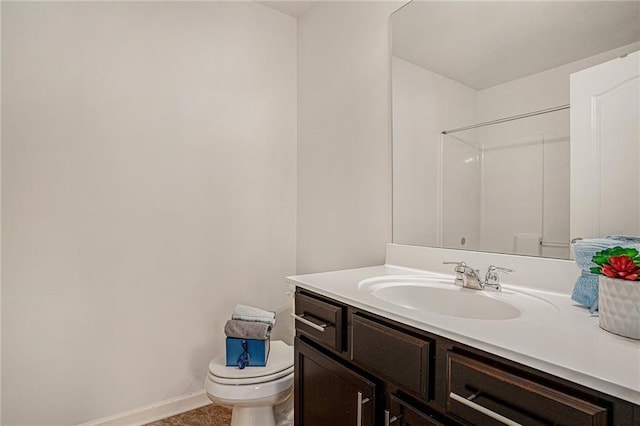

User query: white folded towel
[232,304,276,326]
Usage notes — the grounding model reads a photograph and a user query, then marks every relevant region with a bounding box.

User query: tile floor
[145,404,231,426]
[145,393,294,425]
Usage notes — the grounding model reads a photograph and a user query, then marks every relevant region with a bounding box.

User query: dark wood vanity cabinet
[351,314,431,401]
[294,289,639,426]
[295,338,376,426]
[387,394,445,426]
[294,291,346,352]
[446,352,608,425]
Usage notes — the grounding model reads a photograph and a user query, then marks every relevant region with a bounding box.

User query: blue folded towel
[605,235,640,243]
[571,235,640,311]
[572,236,640,270]
[570,271,600,313]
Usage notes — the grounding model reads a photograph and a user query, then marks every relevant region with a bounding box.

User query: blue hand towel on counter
[570,271,600,313]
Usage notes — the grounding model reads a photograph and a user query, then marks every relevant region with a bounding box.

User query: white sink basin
[358,275,556,320]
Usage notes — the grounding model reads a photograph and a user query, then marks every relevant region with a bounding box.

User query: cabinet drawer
[351,314,431,401]
[446,351,608,425]
[294,292,345,352]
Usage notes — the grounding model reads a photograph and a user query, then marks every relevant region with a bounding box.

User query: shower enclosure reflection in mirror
[391,1,640,259]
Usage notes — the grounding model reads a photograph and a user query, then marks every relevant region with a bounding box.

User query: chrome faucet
[442,261,467,286]
[443,262,514,291]
[443,261,482,289]
[483,265,514,291]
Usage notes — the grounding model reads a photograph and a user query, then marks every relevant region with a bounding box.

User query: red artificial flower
[601,255,640,281]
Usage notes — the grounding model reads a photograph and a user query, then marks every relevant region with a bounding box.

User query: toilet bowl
[205,340,294,426]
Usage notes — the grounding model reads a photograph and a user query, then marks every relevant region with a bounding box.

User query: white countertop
[287,264,640,405]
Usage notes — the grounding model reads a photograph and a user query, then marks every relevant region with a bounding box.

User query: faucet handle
[484,265,514,291]
[487,265,514,274]
[443,261,466,285]
[443,261,466,270]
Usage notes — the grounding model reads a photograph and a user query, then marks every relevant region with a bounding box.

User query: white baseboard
[78,390,212,426]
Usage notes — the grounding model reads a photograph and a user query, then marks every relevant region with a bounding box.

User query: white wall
[0,3,3,423]
[1,3,296,425]
[296,2,398,273]
[392,57,478,249]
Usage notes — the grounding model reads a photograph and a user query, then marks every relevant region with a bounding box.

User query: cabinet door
[295,338,376,426]
[446,351,608,425]
[386,394,445,426]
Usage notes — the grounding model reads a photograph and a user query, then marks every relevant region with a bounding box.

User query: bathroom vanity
[288,246,640,425]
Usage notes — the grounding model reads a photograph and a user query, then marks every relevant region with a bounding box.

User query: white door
[570,50,640,240]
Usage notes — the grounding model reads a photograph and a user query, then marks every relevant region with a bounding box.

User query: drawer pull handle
[356,391,371,426]
[450,392,523,426]
[291,313,328,332]
[384,409,402,425]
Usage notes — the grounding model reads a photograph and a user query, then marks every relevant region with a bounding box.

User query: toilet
[205,340,294,426]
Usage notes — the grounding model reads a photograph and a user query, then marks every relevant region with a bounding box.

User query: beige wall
[1,2,296,425]
[2,0,402,423]
[297,1,397,274]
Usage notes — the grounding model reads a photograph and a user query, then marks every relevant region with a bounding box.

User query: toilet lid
[208,340,293,381]
[209,365,294,385]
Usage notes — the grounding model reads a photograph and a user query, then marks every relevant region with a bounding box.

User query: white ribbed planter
[598,275,640,339]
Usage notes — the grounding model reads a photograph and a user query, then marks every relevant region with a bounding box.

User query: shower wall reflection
[441,111,570,259]
[391,55,578,259]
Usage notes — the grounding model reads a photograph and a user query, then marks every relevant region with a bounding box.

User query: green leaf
[590,266,602,275]
[592,254,608,265]
[591,246,640,265]
[620,247,639,258]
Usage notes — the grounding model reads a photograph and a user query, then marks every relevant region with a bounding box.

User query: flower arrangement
[593,246,640,339]
[590,246,640,281]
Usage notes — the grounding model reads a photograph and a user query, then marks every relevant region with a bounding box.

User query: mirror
[391,1,640,259]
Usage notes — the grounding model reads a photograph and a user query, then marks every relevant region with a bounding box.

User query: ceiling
[392,1,640,90]
[259,1,316,17]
